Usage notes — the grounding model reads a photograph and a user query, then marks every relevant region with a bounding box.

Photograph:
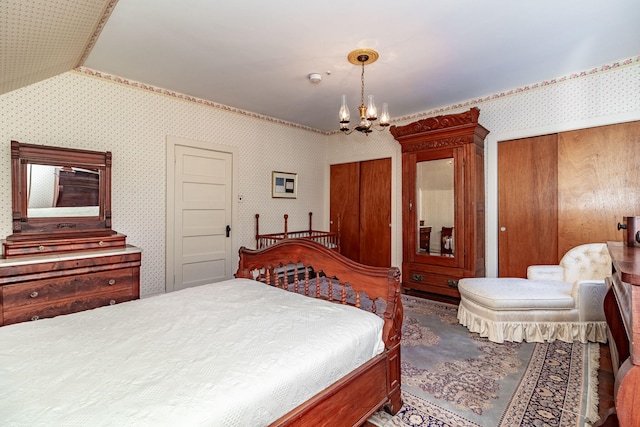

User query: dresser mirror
[416,157,455,257]
[27,164,99,218]
[7,140,114,239]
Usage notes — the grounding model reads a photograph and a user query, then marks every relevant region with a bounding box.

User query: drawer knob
[31,315,39,321]
[38,245,45,251]
[29,291,39,298]
[412,274,423,282]
[98,240,105,246]
[108,279,116,285]
[109,300,116,305]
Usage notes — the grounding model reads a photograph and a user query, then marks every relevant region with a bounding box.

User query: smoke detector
[308,73,322,83]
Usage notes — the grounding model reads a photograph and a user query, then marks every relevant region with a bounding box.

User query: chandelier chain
[360,62,366,106]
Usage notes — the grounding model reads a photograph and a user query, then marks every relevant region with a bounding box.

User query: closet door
[330,162,360,262]
[498,119,640,277]
[498,134,558,277]
[558,121,640,254]
[557,121,640,256]
[359,158,391,267]
[330,158,391,267]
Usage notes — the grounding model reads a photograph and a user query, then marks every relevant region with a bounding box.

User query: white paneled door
[172,144,233,291]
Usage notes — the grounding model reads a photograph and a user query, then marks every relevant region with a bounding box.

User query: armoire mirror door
[415,157,456,258]
[409,147,465,271]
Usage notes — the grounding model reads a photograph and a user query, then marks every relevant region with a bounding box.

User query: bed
[0,239,402,426]
[255,212,341,252]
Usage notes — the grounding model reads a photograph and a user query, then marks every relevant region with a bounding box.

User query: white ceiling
[3,0,640,133]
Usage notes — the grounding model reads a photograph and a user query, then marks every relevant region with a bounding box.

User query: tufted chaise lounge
[457,243,611,343]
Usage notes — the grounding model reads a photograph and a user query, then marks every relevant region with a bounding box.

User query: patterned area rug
[368,295,601,427]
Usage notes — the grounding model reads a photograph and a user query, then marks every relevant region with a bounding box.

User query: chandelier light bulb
[379,103,390,126]
[366,95,377,121]
[339,94,350,124]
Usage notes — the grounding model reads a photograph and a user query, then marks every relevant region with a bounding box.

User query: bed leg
[385,388,402,415]
[384,344,402,415]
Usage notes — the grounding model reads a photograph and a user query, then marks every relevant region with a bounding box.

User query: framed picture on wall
[272,171,297,199]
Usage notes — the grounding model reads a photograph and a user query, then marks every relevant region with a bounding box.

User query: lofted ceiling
[2,0,639,133]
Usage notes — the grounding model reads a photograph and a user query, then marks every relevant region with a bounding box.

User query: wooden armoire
[391,108,488,299]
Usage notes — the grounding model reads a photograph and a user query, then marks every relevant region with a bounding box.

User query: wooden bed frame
[236,238,403,426]
[255,212,341,252]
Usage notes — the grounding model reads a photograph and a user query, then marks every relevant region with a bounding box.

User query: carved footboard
[236,238,402,426]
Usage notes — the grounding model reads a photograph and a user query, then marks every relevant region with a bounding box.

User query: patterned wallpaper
[0,72,327,296]
[0,57,638,294]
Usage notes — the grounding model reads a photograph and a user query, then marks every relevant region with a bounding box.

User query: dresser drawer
[2,234,127,258]
[0,246,141,327]
[2,268,135,308]
[404,264,462,299]
[2,289,136,325]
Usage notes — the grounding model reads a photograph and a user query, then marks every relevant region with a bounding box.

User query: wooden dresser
[0,245,141,326]
[603,242,640,426]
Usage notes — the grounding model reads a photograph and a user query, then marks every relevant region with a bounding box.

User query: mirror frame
[8,140,114,239]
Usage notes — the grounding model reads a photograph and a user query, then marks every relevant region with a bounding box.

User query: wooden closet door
[557,121,640,256]
[330,158,391,267]
[498,134,558,277]
[359,158,391,267]
[330,162,360,262]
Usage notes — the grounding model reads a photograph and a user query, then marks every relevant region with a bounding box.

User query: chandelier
[339,48,390,135]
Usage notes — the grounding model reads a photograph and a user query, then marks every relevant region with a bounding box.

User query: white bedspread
[0,278,384,427]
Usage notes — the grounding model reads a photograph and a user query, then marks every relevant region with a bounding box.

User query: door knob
[500,227,506,232]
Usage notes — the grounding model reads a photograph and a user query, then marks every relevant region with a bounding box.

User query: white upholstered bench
[457,243,611,343]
